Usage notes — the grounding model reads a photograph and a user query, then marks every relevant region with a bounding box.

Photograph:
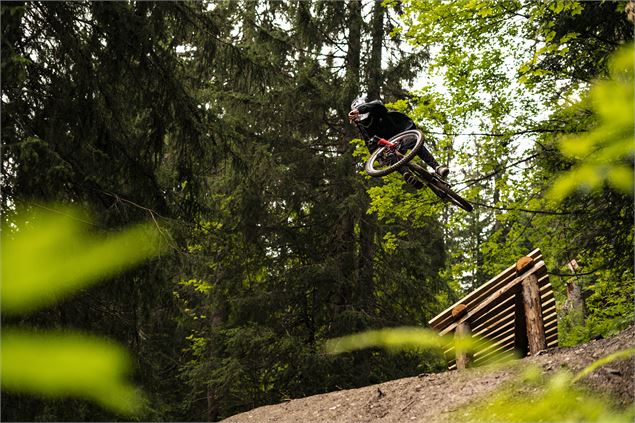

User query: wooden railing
[429,249,557,370]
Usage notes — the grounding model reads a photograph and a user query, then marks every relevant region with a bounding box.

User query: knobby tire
[365,130,424,177]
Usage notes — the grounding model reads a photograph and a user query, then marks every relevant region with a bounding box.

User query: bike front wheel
[365,130,424,177]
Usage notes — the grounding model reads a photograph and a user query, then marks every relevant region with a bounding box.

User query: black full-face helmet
[351,96,370,121]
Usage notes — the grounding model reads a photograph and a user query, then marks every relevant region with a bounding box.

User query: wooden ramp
[429,249,557,370]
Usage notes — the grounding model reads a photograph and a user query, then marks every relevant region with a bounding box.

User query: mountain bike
[364,129,473,212]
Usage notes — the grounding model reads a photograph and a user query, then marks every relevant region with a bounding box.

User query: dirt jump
[222,325,634,423]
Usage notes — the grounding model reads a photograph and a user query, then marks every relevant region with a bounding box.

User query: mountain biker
[348,97,449,188]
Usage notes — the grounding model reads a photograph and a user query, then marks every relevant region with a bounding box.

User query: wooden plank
[476,349,517,366]
[440,261,547,336]
[473,313,516,343]
[474,338,516,364]
[538,276,551,288]
[472,302,516,335]
[470,325,558,368]
[542,298,556,312]
[542,299,556,312]
[451,285,519,334]
[544,321,558,335]
[475,347,517,366]
[474,332,515,358]
[476,324,516,351]
[545,325,558,337]
[472,319,516,351]
[542,296,556,307]
[545,326,558,347]
[541,290,554,303]
[545,325,558,340]
[543,309,557,323]
[445,326,520,366]
[446,314,556,360]
[473,308,516,337]
[429,249,543,328]
[470,292,518,329]
[543,312,557,329]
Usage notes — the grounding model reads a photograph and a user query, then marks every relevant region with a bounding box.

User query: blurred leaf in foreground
[1,329,145,416]
[466,369,633,422]
[325,326,505,362]
[464,348,635,423]
[0,204,167,416]
[549,43,634,200]
[1,205,166,314]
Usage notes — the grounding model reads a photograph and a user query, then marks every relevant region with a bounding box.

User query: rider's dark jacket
[356,100,416,150]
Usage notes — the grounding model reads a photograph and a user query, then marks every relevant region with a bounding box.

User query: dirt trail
[222,326,634,423]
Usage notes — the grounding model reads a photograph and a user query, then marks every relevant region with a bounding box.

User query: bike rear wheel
[429,179,473,212]
[365,130,424,177]
[443,188,473,212]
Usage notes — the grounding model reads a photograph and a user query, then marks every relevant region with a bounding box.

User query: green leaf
[325,326,503,359]
[1,206,166,314]
[326,327,444,354]
[549,43,634,200]
[1,329,145,416]
[547,164,603,200]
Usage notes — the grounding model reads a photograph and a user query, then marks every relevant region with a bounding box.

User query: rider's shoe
[403,172,424,189]
[435,166,449,179]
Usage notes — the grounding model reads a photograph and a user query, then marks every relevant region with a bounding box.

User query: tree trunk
[565,278,586,326]
[367,0,384,99]
[358,0,384,313]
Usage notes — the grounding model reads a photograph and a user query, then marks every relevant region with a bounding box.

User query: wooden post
[521,273,547,354]
[515,256,546,355]
[452,304,473,369]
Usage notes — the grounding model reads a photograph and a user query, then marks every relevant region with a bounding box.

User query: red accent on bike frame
[377,138,397,149]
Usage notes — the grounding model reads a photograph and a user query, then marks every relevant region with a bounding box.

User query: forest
[1,1,633,421]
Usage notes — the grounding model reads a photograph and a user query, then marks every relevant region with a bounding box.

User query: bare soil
[222,326,634,423]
